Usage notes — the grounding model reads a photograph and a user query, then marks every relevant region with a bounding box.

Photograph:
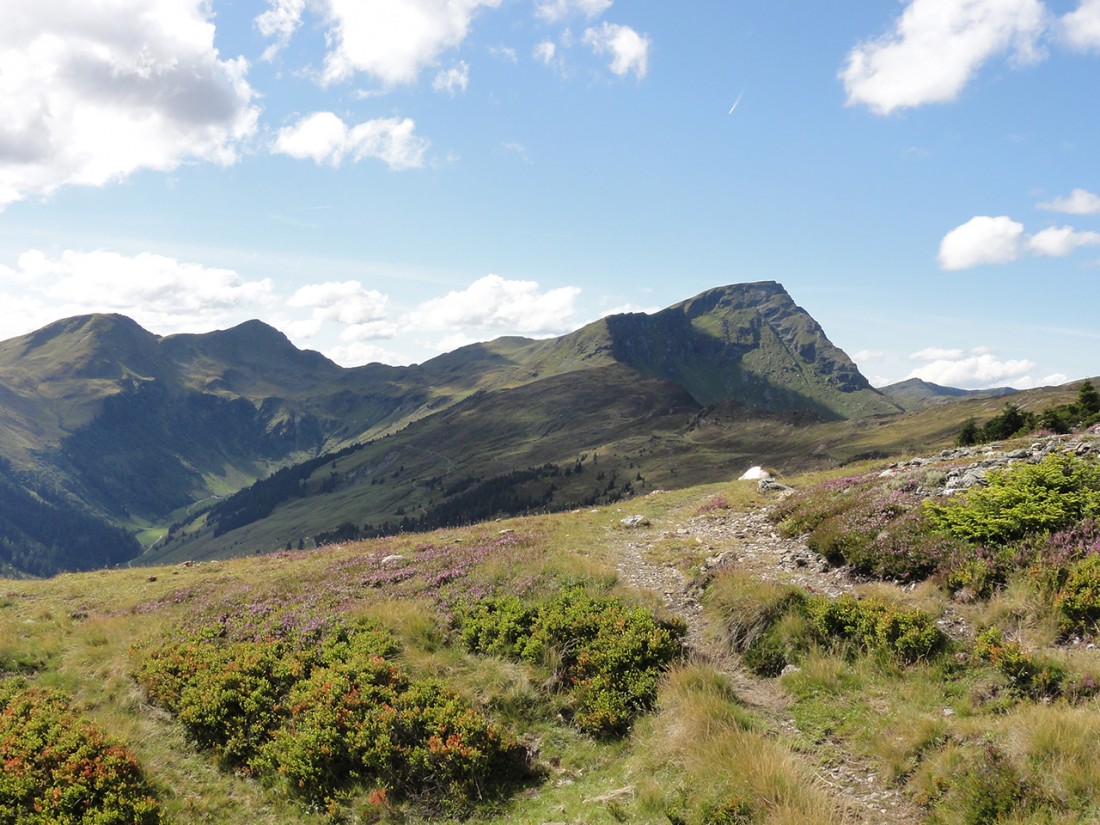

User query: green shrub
[458,589,685,736]
[808,595,944,664]
[706,575,944,673]
[926,454,1100,546]
[0,679,162,824]
[973,627,1065,699]
[1054,555,1100,636]
[932,744,1028,825]
[135,618,524,814]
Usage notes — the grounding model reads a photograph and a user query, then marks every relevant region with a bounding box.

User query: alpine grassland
[2,426,1100,822]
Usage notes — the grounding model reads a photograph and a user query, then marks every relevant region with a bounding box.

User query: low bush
[973,627,1065,699]
[0,679,162,824]
[917,743,1030,824]
[926,454,1100,547]
[1054,555,1100,636]
[706,572,945,675]
[457,588,685,736]
[807,594,945,664]
[135,617,525,815]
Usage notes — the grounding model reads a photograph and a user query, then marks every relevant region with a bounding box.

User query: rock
[381,554,405,566]
[759,478,792,493]
[620,515,650,528]
[781,664,801,676]
[739,465,771,481]
[584,786,635,804]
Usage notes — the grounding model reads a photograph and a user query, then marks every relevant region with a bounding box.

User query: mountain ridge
[0,280,935,575]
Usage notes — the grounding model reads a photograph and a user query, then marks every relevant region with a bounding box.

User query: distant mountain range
[878,378,1017,412]
[0,280,1040,576]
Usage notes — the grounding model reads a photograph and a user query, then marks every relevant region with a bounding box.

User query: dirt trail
[611,501,925,825]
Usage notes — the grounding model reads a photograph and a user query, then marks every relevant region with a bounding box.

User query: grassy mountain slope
[4,429,1099,823]
[0,281,930,575]
[151,374,1089,565]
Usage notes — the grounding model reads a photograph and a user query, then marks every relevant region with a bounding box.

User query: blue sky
[1,0,1098,389]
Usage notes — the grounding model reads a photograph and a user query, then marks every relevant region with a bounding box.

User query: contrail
[728,89,745,115]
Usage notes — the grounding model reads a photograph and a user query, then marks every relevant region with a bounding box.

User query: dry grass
[632,663,847,824]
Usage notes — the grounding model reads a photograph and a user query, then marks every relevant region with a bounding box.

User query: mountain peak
[601,281,897,419]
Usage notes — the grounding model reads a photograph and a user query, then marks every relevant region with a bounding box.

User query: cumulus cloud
[583,22,650,78]
[0,249,273,335]
[404,274,581,336]
[938,215,1026,269]
[287,280,389,326]
[319,0,502,86]
[853,349,886,362]
[433,61,470,95]
[938,215,1100,268]
[906,346,1037,389]
[1060,0,1100,50]
[0,0,258,207]
[1037,188,1100,214]
[841,0,1048,115]
[536,0,613,23]
[273,113,429,169]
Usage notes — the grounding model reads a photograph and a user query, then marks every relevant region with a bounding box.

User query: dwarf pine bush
[926,454,1100,547]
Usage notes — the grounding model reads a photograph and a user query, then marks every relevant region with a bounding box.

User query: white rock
[739,465,771,481]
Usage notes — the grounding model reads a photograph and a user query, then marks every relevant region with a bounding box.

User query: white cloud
[0,249,273,335]
[489,45,518,63]
[536,0,613,23]
[326,341,401,367]
[583,22,650,78]
[433,61,470,95]
[288,280,389,325]
[938,214,1100,268]
[1061,0,1100,50]
[404,274,582,336]
[320,0,502,86]
[841,0,1048,115]
[1037,188,1100,214]
[534,41,558,65]
[0,0,259,207]
[910,347,965,361]
[256,0,305,61]
[273,113,429,170]
[906,347,1037,389]
[938,215,1026,269]
[1028,226,1100,256]
[853,349,886,361]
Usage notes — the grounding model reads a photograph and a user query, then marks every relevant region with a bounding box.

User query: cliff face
[603,282,898,419]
